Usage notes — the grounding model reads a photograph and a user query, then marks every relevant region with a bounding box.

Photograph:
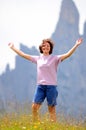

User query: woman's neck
[43,52,50,56]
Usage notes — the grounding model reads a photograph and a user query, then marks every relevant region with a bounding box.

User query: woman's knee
[48,106,56,113]
[32,103,41,111]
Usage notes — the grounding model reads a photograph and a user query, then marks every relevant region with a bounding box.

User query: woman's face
[42,42,50,55]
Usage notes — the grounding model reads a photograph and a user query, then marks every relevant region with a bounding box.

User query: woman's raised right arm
[8,42,31,60]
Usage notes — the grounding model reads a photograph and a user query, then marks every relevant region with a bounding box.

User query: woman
[8,38,83,122]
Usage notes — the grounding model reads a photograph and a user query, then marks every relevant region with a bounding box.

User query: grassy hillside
[0,113,86,130]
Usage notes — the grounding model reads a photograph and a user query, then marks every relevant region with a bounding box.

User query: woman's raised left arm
[60,38,83,61]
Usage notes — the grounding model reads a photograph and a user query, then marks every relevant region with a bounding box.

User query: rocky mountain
[0,0,86,118]
[51,0,86,118]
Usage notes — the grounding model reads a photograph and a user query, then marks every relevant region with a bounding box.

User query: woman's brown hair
[39,39,54,54]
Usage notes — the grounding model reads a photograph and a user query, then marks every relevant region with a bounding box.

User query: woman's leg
[46,86,58,122]
[32,103,41,121]
[32,85,45,121]
[48,106,57,122]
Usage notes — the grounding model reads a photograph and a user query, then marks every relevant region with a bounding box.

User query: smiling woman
[8,37,83,122]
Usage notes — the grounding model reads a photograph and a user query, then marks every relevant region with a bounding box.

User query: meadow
[0,112,86,130]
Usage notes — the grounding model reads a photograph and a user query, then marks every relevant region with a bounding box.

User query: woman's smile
[42,42,50,55]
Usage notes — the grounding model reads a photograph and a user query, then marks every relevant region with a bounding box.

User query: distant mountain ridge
[0,0,86,118]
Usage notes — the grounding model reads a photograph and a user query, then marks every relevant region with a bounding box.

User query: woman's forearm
[60,38,83,61]
[66,43,79,57]
[11,46,25,57]
[8,43,31,60]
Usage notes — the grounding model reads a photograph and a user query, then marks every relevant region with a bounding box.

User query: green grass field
[0,113,86,130]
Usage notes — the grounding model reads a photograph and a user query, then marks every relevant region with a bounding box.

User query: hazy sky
[0,0,86,74]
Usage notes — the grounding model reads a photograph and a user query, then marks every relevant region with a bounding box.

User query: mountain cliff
[51,0,86,117]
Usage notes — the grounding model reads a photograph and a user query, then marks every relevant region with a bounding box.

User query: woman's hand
[8,42,14,48]
[75,38,83,46]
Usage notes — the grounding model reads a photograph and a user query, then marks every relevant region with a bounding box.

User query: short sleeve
[30,55,39,64]
[57,55,62,63]
[55,55,61,64]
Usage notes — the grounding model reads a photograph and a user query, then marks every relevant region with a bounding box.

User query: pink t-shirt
[30,55,61,85]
